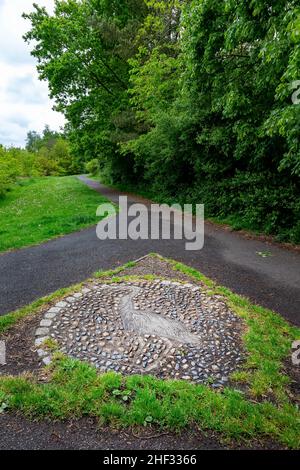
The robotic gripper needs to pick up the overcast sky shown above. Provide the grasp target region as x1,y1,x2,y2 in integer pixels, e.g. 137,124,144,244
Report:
0,0,65,148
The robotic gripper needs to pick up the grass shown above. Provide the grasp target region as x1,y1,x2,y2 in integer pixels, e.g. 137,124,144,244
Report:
1,356,300,447
0,176,110,252
0,254,300,448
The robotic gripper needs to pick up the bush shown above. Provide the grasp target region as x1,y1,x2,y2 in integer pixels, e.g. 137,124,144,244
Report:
0,146,23,198
85,159,99,176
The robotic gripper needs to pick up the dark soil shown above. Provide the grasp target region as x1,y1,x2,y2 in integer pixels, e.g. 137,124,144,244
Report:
107,254,204,283
284,358,300,406
0,414,284,450
0,310,44,376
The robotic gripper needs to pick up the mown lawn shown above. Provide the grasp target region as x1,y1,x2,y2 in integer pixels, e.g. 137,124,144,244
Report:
0,176,108,252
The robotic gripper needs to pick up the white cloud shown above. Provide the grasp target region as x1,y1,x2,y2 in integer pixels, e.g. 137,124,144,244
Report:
0,1,65,147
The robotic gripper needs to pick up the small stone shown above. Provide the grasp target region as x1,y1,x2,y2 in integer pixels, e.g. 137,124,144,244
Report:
37,349,47,358
35,327,49,336
48,307,61,314
45,312,57,319
40,319,52,327
42,356,51,365
35,337,49,346
82,288,91,294
56,301,67,308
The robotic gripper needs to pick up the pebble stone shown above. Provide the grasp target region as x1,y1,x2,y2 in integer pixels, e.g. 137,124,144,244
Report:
34,337,49,347
40,319,52,327
35,327,49,337
42,356,51,365
45,312,57,319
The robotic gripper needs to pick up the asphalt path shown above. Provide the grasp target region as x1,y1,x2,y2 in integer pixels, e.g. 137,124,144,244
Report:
0,175,299,326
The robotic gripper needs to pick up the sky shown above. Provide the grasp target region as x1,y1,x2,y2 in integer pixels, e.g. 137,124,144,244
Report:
0,0,65,148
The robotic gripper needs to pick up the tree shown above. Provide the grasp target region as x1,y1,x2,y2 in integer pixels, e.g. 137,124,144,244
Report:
23,0,300,242
26,130,42,153
23,0,148,179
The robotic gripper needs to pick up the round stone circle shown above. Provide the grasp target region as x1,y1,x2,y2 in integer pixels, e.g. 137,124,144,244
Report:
35,279,245,387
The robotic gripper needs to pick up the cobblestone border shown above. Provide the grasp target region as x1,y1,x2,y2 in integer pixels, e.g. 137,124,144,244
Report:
35,290,91,365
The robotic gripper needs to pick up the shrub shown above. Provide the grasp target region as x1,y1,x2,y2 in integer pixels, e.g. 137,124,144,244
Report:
85,159,99,176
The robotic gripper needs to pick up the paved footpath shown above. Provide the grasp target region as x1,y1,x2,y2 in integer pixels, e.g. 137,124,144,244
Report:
0,175,300,326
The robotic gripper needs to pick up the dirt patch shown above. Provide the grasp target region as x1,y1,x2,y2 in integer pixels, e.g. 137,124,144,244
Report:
0,312,44,376
284,358,300,406
106,255,204,283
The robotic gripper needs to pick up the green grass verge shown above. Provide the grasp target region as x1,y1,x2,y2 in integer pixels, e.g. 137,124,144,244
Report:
1,356,299,448
0,254,299,448
0,176,109,252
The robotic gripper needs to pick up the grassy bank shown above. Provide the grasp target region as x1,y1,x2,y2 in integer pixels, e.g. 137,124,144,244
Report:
0,176,108,252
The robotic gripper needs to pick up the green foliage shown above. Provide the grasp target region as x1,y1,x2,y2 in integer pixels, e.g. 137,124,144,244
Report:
85,158,100,176
26,125,81,176
0,145,38,198
23,0,148,182
0,125,80,200
24,0,300,243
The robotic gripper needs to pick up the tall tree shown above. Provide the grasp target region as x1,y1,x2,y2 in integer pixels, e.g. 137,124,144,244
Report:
23,0,148,179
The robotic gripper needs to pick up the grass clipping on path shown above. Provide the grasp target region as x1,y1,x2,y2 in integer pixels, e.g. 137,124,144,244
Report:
0,255,300,448
0,176,109,252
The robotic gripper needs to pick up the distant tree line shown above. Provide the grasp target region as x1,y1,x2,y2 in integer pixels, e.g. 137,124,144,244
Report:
23,1,300,242
0,125,79,198
25,125,80,176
